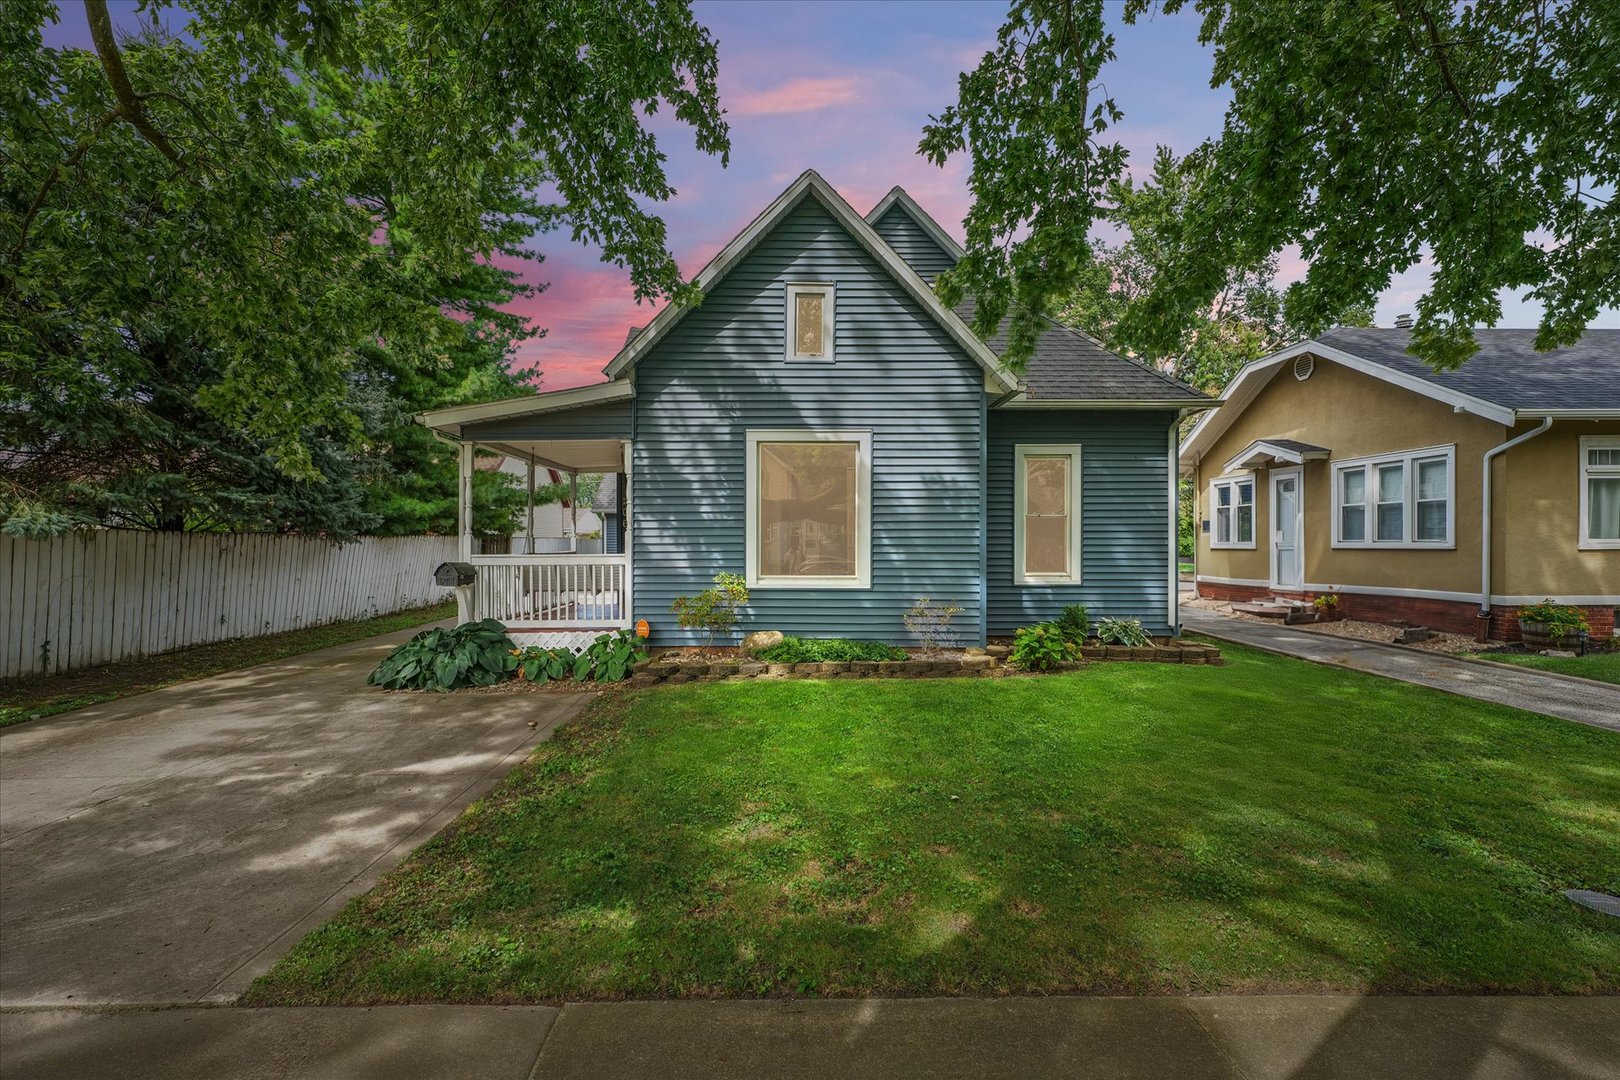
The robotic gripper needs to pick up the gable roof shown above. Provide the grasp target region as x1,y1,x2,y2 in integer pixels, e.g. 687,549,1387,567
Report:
865,186,966,263
602,170,1017,393
1179,327,1620,466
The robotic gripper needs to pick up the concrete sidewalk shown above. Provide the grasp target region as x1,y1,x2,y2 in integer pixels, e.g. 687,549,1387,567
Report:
0,628,593,1007
1182,608,1620,733
3,997,1617,1079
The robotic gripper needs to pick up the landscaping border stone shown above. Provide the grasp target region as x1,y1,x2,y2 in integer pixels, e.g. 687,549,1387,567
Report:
629,643,1222,686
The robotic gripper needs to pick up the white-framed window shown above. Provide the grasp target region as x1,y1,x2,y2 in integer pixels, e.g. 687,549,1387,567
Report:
1580,435,1620,550
744,429,871,589
784,282,835,363
1209,475,1255,549
1332,444,1455,548
1013,444,1082,584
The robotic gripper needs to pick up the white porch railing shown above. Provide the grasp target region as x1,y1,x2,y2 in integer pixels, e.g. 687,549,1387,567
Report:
468,554,630,628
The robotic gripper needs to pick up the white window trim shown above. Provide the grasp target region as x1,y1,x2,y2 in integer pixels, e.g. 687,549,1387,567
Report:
1208,474,1256,550
744,428,871,589
1579,435,1620,550
1013,443,1083,585
1331,444,1456,549
784,282,835,363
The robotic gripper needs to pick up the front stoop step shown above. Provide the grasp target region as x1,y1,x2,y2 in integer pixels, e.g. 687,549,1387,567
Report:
1231,602,1295,619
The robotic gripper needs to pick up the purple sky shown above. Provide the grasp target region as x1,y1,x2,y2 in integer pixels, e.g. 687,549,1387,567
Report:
44,1,1619,392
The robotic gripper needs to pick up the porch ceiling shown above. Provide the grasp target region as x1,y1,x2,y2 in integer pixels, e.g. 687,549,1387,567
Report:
475,438,627,473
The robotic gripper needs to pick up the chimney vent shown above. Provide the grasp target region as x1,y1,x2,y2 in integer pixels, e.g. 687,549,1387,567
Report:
1394,313,1414,329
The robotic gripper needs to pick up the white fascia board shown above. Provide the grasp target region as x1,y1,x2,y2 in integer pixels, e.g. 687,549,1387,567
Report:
417,380,633,436
602,171,1017,393
864,186,967,261
1179,339,1517,466
1223,439,1331,473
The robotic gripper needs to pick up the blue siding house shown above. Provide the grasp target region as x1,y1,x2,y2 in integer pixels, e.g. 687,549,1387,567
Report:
420,173,1212,647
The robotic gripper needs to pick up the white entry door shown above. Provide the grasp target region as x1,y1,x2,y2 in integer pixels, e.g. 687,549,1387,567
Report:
1271,469,1303,590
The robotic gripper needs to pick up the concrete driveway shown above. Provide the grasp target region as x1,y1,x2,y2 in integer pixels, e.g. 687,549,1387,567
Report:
0,626,592,1006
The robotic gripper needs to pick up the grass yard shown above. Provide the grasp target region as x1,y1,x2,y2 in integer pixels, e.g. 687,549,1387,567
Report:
247,642,1620,1004
1471,650,1620,686
0,600,456,728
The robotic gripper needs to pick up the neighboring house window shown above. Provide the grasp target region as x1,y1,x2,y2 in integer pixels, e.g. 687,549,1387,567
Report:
1209,476,1255,549
744,429,871,588
1332,445,1455,548
1013,444,1082,583
1581,436,1620,549
784,282,835,362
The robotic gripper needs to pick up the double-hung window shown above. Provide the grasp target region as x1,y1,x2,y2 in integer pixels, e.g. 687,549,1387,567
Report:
1332,445,1455,548
745,429,871,588
1580,436,1620,549
1014,444,1082,583
1209,476,1255,549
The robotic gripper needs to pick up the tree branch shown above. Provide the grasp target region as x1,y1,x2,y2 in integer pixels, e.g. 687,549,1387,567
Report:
85,0,186,166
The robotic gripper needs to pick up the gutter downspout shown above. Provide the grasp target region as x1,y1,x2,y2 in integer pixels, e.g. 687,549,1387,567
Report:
1478,416,1552,640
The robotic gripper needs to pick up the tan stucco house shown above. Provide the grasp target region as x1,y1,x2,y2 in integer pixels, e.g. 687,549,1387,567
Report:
1179,327,1619,641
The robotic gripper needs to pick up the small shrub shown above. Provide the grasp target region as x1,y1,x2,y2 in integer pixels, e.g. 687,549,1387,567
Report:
754,636,906,663
574,629,650,681
1312,594,1339,610
1010,623,1079,671
1056,604,1090,643
670,573,749,647
904,597,964,649
515,645,575,684
369,619,517,691
1095,617,1153,647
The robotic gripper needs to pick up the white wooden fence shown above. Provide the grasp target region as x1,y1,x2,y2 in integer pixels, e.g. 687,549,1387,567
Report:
1,531,458,679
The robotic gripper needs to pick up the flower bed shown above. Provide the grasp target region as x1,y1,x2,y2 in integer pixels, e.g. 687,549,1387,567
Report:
626,643,1223,686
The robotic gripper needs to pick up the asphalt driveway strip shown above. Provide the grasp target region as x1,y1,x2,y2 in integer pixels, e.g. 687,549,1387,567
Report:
0,626,592,1006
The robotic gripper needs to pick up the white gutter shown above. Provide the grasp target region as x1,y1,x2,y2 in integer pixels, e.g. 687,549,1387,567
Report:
1479,416,1553,624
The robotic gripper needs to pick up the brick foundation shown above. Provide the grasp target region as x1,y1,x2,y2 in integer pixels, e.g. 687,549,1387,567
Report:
1194,581,1615,643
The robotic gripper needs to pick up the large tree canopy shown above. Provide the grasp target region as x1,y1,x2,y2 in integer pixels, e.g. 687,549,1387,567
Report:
1060,146,1372,395
925,0,1618,372
2,0,728,537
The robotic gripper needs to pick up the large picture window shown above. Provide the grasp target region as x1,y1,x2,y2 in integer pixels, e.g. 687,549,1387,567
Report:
1014,444,1082,583
745,429,871,588
1332,445,1455,548
1581,436,1620,549
1209,476,1255,549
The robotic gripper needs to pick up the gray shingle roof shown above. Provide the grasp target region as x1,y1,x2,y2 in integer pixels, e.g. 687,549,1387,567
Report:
952,298,1209,403
1251,438,1330,455
1318,327,1620,411
590,472,618,513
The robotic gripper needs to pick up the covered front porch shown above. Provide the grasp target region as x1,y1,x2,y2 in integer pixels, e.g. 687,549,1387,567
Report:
419,382,636,645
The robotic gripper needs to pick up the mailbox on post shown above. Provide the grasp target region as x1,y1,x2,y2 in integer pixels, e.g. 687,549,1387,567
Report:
433,561,477,588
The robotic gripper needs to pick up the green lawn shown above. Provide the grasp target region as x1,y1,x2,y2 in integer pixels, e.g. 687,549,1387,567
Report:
247,643,1620,1004
1471,650,1620,686
0,600,455,728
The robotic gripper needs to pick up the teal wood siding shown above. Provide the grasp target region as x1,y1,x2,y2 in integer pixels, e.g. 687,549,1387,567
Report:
457,399,632,442
633,198,986,645
870,206,957,280
987,409,1175,637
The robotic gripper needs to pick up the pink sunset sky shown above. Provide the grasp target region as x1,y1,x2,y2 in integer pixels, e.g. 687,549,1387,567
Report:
47,1,1619,392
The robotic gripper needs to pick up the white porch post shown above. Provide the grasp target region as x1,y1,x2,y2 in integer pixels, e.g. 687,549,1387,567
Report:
456,440,474,623
524,459,536,556
569,471,579,553
621,439,633,626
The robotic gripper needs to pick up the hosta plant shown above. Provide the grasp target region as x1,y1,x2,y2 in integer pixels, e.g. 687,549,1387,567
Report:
369,619,518,691
516,645,576,684
1095,617,1153,648
574,629,650,682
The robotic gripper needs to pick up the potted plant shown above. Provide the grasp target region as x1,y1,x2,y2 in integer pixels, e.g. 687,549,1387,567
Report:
1517,599,1590,649
1311,594,1341,622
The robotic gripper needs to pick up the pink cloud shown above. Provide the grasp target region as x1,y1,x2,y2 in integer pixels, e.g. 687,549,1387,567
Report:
729,76,864,116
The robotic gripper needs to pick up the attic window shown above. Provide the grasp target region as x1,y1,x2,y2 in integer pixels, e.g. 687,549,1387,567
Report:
785,283,835,362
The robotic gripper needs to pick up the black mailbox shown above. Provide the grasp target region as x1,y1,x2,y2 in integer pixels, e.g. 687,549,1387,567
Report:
434,561,477,587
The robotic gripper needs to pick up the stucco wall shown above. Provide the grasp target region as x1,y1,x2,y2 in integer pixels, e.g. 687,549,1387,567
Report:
1191,356,1507,595
1497,418,1620,598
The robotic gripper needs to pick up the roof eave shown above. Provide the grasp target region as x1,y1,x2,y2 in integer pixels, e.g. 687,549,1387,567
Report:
416,380,633,437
